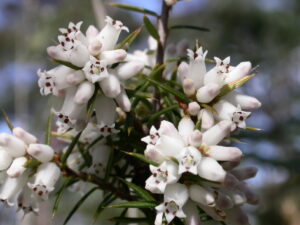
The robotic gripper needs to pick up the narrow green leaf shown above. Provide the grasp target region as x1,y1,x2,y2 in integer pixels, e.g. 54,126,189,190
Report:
51,132,73,140
200,104,218,115
143,16,160,41
109,3,158,17
170,25,210,32
61,131,82,165
122,151,159,167
52,59,82,70
143,104,178,123
105,148,115,182
142,75,190,103
217,73,256,98
116,27,142,50
86,84,100,119
23,158,40,169
110,217,148,223
92,193,116,224
52,178,77,218
45,111,53,145
119,178,155,201
63,187,98,225
245,126,262,131
77,143,92,167
108,201,156,209
1,110,13,131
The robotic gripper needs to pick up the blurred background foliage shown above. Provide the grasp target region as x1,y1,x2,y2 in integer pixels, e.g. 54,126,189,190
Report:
0,0,300,225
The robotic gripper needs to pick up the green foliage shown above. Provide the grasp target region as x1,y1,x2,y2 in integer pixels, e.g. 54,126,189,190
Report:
143,16,160,41
109,3,158,17
108,201,156,209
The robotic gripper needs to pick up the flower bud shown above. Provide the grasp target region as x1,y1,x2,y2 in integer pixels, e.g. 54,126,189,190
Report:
189,184,215,207
183,78,196,96
178,62,189,82
198,109,214,130
115,88,131,112
225,92,261,110
6,157,27,178
207,146,242,161
225,61,251,83
189,130,202,147
13,127,38,145
74,81,95,104
178,116,195,144
165,0,177,6
196,83,220,103
144,145,165,164
188,102,200,116
0,148,13,171
27,144,54,163
231,167,258,180
100,74,121,98
237,183,259,205
216,191,234,209
0,133,26,158
202,120,232,145
197,157,226,182
47,46,68,62
88,39,102,56
100,49,127,65
116,61,144,80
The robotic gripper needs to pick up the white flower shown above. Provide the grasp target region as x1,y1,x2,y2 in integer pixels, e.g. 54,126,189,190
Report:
145,161,180,194
197,157,227,182
231,105,251,130
224,91,261,111
6,157,27,178
0,133,26,158
83,56,109,83
155,183,188,225
205,146,242,162
27,144,55,163
0,148,13,171
17,186,40,215
177,146,202,175
196,83,221,103
202,120,232,146
0,171,29,206
28,162,61,200
198,108,214,131
88,144,111,178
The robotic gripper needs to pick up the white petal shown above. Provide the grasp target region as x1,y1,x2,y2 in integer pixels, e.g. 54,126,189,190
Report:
0,148,13,171
100,49,127,65
198,109,214,131
115,88,131,112
207,146,242,161
225,61,251,83
0,133,26,157
196,83,220,103
178,116,195,144
100,74,121,98
189,184,215,207
116,61,144,80
224,91,261,110
6,157,27,178
197,157,226,182
202,120,232,145
94,96,117,125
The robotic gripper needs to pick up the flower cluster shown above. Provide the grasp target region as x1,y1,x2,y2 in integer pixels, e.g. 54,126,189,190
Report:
38,17,144,131
0,127,60,216
179,47,261,131
141,48,261,224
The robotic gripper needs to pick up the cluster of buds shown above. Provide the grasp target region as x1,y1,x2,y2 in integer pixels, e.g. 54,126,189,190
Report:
0,127,60,216
142,117,259,225
179,47,261,131
37,17,144,131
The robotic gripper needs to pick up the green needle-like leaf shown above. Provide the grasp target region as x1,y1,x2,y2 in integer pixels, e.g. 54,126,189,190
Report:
116,27,142,50
143,104,178,123
92,193,116,224
119,178,155,201
170,25,210,32
122,151,159,167
143,16,160,41
63,187,99,225
109,3,158,17
1,109,14,131
108,201,156,209
45,111,53,145
61,131,82,166
51,59,82,70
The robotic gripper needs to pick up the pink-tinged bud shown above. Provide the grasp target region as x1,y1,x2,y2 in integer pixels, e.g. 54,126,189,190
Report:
13,127,37,145
198,109,214,130
188,102,201,116
189,185,216,207
100,75,121,98
116,61,144,80
183,78,196,96
178,116,195,145
74,81,95,105
197,157,227,182
196,83,220,103
27,144,54,163
47,46,67,62
100,49,127,65
231,167,258,180
144,145,165,164
225,92,261,110
0,133,26,158
0,149,13,171
207,146,242,161
222,173,240,188
202,120,232,145
237,183,259,205
178,62,189,82
225,61,252,83
115,88,131,112
189,130,203,147
6,157,27,178
88,39,102,56
222,160,240,170
66,70,85,85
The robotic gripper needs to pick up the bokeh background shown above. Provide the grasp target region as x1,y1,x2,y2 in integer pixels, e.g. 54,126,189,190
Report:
1,0,300,224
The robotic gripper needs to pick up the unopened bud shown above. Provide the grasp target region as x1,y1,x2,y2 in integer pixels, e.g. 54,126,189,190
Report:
183,78,195,96
188,102,200,116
